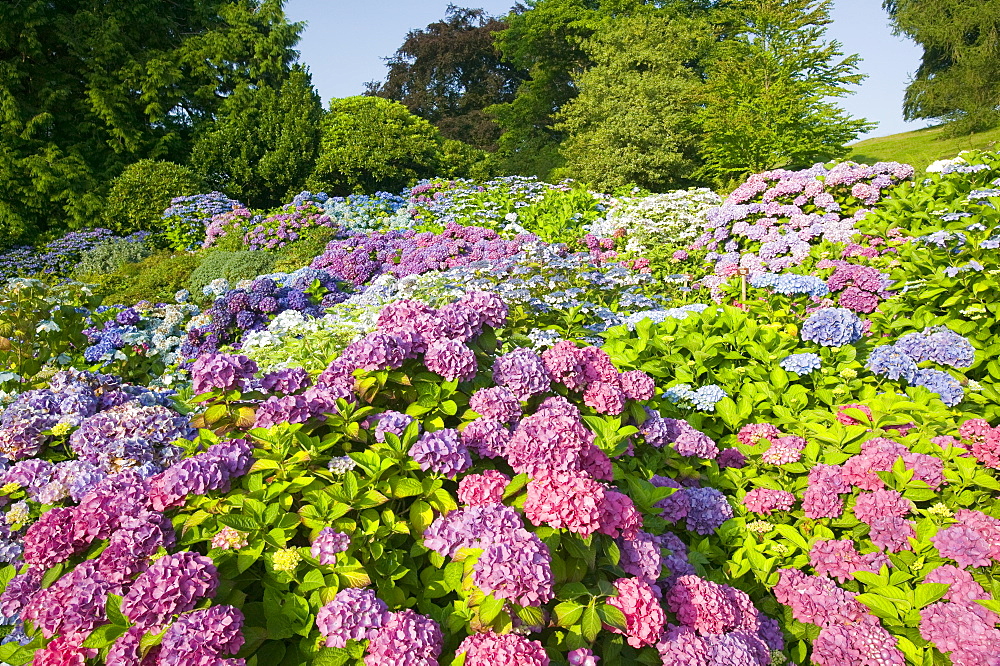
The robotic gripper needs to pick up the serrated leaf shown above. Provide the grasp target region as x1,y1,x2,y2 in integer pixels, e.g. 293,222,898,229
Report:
106,593,126,626
598,604,628,631
581,604,601,642
554,600,585,627
82,623,126,648
479,594,505,624
217,514,258,531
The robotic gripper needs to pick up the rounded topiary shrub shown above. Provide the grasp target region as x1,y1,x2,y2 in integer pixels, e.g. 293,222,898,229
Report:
103,160,204,234
73,234,158,279
187,250,277,301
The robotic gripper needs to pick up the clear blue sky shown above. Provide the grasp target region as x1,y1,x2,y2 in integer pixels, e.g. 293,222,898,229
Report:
284,0,928,140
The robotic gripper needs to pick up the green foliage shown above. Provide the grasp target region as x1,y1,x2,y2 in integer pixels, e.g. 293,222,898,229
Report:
271,226,339,274
696,0,875,181
187,251,276,301
556,12,712,191
883,0,1000,134
73,236,158,279
0,280,99,393
366,6,526,151
0,0,304,249
190,66,324,208
102,160,204,235
307,97,445,196
91,251,201,306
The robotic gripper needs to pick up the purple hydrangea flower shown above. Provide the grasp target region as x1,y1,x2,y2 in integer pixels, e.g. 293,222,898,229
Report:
311,527,351,565
409,429,471,478
316,588,389,648
121,551,219,628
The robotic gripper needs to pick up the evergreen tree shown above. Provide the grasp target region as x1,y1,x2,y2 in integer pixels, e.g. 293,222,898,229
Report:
366,6,526,151
883,0,1000,133
697,0,874,182
557,10,712,191
191,66,323,208
0,0,302,247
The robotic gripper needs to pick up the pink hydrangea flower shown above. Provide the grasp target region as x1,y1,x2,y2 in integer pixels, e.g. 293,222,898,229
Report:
761,435,805,465
583,380,627,415
524,470,604,537
456,631,549,666
810,539,888,582
619,370,655,401
457,470,510,506
737,423,780,447
742,488,795,515
607,577,665,648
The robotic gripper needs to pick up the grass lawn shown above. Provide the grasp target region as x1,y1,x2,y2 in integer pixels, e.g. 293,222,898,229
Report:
847,123,1000,169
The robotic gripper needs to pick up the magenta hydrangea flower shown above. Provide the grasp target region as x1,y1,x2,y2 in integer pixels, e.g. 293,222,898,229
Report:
956,509,1000,560
524,470,604,537
456,631,549,666
868,515,916,552
772,568,865,627
473,530,555,607
190,353,258,394
457,470,510,506
656,624,709,666
468,386,521,423
542,341,590,391
424,338,477,382
803,464,851,519
121,551,219,628
810,539,888,582
409,429,471,478
933,525,993,567
923,565,990,607
598,489,642,540
423,505,525,558
492,348,551,400
921,600,1000,663
22,560,110,638
148,439,254,511
666,575,740,636
460,418,510,458
567,648,599,666
107,626,152,666
260,367,311,395
32,636,98,666
737,423,780,447
254,394,312,428
311,527,351,564
742,488,795,515
619,370,655,401
458,290,508,328
22,506,81,569
583,380,627,415
364,609,442,666
812,616,905,666
159,605,245,663
853,489,912,525
717,448,747,469
316,588,389,648
607,577,665,648
671,420,720,460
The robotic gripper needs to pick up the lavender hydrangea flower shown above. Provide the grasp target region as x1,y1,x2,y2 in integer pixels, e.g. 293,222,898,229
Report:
121,551,219,628
409,429,471,478
365,609,442,666
316,588,389,648
159,605,244,663
311,527,350,564
374,410,415,443
493,348,551,400
866,345,920,382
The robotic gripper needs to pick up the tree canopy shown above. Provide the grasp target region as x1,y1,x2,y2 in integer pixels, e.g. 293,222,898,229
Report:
366,6,526,151
556,10,712,190
0,0,302,246
883,0,1000,133
696,0,874,181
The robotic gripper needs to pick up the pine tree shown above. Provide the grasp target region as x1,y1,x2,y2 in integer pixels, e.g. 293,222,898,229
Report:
191,66,324,208
883,0,1000,133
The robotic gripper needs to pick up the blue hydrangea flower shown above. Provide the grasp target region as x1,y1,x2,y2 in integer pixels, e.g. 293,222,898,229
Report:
801,308,863,347
691,385,727,411
750,272,830,298
866,345,920,382
912,369,964,407
779,353,822,374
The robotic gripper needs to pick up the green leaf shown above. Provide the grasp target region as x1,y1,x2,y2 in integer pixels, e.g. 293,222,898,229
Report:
390,477,424,498
479,594,505,624
598,604,628,632
554,600,585,627
581,604,601,642
82,623,127,648
856,592,900,620
217,514,258,531
106,593,126,626
914,582,950,608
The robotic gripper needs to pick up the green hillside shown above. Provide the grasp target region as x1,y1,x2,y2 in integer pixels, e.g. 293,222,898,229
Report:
847,123,1000,169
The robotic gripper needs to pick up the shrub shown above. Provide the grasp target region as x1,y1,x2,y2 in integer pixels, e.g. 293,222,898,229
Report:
91,251,201,306
186,250,277,301
73,233,157,278
271,225,341,274
102,160,204,234
161,192,245,251
308,96,444,196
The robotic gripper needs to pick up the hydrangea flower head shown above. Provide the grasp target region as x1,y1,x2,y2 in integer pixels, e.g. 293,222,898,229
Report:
801,308,863,347
456,631,550,666
316,587,389,648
